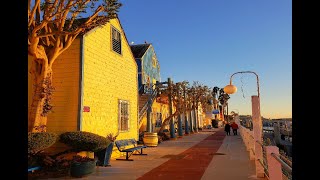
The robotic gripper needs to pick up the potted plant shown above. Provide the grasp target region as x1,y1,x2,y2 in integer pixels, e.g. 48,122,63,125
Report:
70,155,96,178
59,131,109,177
96,133,118,166
28,132,58,172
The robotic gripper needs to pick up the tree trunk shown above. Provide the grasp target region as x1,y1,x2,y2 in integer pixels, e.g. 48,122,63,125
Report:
221,106,225,121
158,111,180,133
28,47,53,132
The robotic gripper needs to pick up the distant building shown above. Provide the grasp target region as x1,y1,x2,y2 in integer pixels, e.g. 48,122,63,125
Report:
130,43,170,133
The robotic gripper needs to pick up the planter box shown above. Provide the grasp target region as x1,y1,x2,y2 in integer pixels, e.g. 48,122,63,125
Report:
70,160,96,178
96,142,114,166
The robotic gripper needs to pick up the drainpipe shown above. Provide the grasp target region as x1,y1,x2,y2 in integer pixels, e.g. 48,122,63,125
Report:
78,36,85,131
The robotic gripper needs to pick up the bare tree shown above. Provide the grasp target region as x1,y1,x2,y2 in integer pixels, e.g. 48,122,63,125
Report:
157,81,187,133
157,81,213,134
28,0,122,132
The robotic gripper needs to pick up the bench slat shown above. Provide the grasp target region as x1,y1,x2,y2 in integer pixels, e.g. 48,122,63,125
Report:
120,146,146,152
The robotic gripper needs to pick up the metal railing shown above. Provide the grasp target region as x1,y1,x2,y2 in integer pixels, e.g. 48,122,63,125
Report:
256,140,270,178
258,158,270,179
239,123,292,180
277,153,292,180
138,87,158,124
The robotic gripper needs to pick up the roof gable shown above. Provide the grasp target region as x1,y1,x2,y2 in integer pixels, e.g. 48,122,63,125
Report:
130,44,151,58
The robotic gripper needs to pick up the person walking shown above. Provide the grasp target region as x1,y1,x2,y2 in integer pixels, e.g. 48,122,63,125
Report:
224,122,231,136
231,121,239,135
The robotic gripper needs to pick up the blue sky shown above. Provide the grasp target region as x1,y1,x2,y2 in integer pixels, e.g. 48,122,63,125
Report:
117,0,292,119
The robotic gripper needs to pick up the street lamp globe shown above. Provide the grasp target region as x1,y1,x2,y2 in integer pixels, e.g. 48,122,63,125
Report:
224,84,237,94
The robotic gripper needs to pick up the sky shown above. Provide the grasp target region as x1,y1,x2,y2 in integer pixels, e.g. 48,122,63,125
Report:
117,0,292,119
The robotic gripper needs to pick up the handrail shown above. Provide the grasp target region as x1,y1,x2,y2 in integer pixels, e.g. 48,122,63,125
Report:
271,153,292,173
138,88,158,123
138,85,144,94
257,159,269,179
279,154,292,167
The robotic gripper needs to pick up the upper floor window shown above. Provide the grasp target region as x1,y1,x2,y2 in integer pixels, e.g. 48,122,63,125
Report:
112,27,122,55
119,100,129,131
152,54,157,67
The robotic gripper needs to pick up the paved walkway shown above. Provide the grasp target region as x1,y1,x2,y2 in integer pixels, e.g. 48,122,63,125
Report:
49,128,266,180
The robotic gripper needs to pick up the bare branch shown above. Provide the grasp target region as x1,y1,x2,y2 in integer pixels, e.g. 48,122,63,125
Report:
59,0,74,31
28,0,41,27
67,0,91,30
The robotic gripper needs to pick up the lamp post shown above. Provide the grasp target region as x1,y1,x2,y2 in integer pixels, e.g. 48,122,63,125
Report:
224,71,264,178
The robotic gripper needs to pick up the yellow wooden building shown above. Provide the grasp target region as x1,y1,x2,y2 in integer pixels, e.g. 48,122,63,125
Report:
28,17,139,157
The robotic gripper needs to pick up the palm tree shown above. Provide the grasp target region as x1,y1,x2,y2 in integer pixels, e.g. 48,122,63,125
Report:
212,86,220,119
218,88,230,122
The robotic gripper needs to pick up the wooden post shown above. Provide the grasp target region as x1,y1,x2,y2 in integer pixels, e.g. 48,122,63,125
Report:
177,83,183,137
168,78,176,139
183,87,189,135
193,108,198,133
189,108,194,133
177,113,183,137
146,84,153,133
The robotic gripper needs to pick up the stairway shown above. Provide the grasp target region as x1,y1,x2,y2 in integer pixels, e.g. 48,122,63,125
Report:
138,91,158,128
139,94,149,113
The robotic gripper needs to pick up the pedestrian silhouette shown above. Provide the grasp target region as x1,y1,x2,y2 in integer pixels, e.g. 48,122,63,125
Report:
224,122,231,136
231,122,239,135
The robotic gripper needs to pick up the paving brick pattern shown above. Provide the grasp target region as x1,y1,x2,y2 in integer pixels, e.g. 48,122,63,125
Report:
137,129,226,180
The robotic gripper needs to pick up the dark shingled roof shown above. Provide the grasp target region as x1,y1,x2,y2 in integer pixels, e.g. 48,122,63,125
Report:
130,44,151,58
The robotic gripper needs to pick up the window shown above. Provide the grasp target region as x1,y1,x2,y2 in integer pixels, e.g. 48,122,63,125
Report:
119,100,129,131
112,27,122,54
152,54,157,67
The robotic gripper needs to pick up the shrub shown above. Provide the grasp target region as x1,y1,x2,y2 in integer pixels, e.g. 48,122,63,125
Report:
59,131,109,152
28,132,58,154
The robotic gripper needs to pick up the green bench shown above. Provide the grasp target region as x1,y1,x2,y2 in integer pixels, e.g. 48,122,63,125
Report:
115,139,147,161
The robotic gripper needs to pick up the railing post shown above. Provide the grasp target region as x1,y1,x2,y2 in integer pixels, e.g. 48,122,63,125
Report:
252,95,264,178
265,146,283,180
